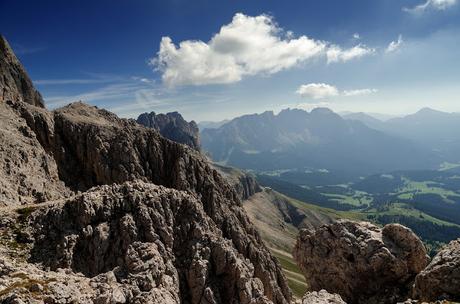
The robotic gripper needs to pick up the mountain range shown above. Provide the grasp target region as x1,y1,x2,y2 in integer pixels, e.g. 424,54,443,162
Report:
343,108,460,162
201,108,440,176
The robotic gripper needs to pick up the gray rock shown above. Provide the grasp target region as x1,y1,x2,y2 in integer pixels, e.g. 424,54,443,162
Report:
0,35,44,107
412,238,460,302
137,111,200,150
293,220,429,304
30,181,273,304
302,290,346,304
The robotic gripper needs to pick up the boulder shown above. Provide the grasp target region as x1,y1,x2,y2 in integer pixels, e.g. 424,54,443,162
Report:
302,290,346,304
413,238,460,302
293,220,429,304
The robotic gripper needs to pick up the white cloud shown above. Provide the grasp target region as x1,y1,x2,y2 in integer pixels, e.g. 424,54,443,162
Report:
386,35,404,53
353,33,361,40
343,88,378,96
326,44,375,64
403,0,457,13
296,83,339,99
152,13,375,86
297,83,378,100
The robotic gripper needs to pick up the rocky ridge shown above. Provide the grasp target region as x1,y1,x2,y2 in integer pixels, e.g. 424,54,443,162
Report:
137,111,200,150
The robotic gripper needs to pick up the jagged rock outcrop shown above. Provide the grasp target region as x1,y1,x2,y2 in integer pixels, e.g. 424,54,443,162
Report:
293,220,429,304
0,35,44,107
1,181,267,303
301,290,346,304
412,238,460,302
137,111,200,150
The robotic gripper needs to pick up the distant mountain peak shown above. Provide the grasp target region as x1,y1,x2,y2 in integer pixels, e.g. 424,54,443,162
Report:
310,107,335,115
416,107,444,115
137,111,200,150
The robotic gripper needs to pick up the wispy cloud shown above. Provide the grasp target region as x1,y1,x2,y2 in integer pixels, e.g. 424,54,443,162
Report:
386,35,404,53
403,0,457,13
11,44,47,55
44,82,149,108
343,88,378,96
34,78,115,85
296,83,378,101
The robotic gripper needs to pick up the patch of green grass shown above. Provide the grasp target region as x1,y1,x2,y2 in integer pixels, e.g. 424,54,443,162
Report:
270,249,308,299
395,178,460,203
287,196,366,222
439,162,460,171
322,191,372,207
364,202,460,227
16,206,37,222
286,276,308,299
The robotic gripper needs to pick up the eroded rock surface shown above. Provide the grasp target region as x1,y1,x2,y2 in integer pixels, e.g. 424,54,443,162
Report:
293,220,429,304
0,35,44,107
301,290,346,304
0,181,267,304
137,111,200,150
0,101,72,206
413,238,460,302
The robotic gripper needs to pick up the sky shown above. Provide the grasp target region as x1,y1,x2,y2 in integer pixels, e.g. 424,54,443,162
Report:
1,0,460,122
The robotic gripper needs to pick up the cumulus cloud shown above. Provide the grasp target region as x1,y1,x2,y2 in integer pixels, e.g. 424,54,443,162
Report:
403,0,457,13
297,83,378,100
296,83,339,99
386,35,404,53
152,13,375,86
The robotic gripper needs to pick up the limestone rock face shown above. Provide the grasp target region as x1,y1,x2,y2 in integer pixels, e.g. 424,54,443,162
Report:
0,101,72,206
137,111,200,150
293,220,429,304
413,239,460,302
213,164,262,201
0,35,44,107
19,181,271,304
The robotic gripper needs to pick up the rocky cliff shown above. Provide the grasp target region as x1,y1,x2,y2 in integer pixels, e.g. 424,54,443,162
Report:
212,164,261,201
137,111,200,150
0,35,44,107
0,36,290,304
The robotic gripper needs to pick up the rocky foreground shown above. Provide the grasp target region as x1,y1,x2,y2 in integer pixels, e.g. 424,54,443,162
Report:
0,35,289,304
1,34,460,304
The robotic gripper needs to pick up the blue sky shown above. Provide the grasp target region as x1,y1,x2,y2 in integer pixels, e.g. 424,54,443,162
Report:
1,0,459,122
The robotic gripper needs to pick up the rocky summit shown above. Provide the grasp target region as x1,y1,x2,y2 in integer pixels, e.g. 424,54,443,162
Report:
137,111,200,150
